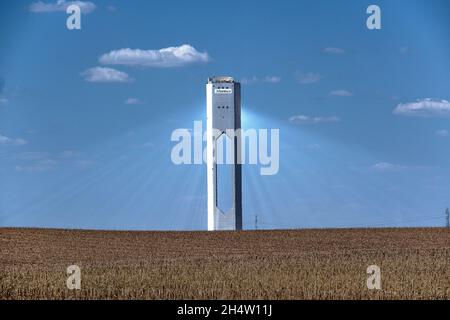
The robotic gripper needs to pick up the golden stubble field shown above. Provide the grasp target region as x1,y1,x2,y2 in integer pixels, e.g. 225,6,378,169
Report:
0,227,449,300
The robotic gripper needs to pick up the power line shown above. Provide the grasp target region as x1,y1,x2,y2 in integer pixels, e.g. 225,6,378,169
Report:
246,214,446,230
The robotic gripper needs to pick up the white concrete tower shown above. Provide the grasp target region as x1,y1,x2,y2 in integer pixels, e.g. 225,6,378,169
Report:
206,76,242,231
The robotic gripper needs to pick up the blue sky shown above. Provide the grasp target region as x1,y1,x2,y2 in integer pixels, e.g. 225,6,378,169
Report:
0,0,449,230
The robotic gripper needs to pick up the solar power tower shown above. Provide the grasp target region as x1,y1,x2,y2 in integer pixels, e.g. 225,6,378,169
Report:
206,76,243,231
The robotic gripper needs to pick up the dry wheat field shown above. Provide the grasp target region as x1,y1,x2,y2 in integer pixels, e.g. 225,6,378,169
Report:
0,227,449,300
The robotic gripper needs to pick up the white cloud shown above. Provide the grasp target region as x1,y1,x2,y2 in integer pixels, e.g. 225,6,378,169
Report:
74,159,94,168
393,98,450,117
289,115,340,125
4,149,91,172
295,72,322,84
29,1,96,13
142,141,154,148
241,75,281,85
58,150,80,158
125,98,141,105
15,159,57,172
323,47,346,54
240,76,259,85
262,76,281,83
81,67,131,83
435,129,449,137
372,162,403,172
371,162,430,173
99,44,210,68
0,134,27,146
9,152,49,160
330,90,353,97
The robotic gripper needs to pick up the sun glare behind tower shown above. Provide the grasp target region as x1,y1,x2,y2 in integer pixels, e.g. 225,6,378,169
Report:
206,76,242,231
